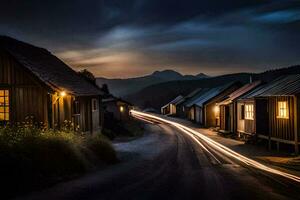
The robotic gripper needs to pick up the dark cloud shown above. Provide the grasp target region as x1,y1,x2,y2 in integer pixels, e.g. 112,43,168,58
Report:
0,0,299,77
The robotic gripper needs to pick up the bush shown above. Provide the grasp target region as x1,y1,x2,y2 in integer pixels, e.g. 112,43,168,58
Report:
0,125,117,198
84,135,117,164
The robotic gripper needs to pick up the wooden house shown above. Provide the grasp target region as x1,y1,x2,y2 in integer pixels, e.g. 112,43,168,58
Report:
237,75,300,153
217,81,261,134
102,96,132,121
161,95,183,115
0,36,104,133
186,82,240,127
175,88,204,118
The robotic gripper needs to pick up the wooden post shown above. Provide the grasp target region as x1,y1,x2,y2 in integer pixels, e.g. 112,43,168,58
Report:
294,96,298,155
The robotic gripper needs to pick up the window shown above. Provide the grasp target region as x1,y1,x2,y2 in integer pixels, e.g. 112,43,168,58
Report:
0,90,9,121
240,105,245,120
92,99,98,111
73,100,80,114
245,104,254,120
277,101,288,119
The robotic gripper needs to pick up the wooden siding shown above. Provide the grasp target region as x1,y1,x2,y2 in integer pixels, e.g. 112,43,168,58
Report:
0,50,101,133
220,105,226,130
268,96,296,141
255,98,269,136
0,50,49,125
237,102,245,133
237,100,255,134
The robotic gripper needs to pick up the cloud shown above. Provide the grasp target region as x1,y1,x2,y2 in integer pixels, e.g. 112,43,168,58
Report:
0,0,300,77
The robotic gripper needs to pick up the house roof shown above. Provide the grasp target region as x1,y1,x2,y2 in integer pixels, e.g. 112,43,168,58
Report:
186,82,237,107
161,95,184,109
0,36,103,96
183,88,210,107
217,81,261,105
241,74,300,98
102,96,133,106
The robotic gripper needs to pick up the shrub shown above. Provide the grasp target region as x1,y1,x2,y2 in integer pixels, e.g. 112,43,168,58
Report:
84,135,117,164
0,125,117,198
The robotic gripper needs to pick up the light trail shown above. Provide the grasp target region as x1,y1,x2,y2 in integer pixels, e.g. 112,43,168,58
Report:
131,110,300,183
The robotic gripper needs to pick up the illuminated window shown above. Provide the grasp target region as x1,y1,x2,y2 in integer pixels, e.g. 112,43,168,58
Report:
245,104,254,120
277,101,288,119
0,90,9,121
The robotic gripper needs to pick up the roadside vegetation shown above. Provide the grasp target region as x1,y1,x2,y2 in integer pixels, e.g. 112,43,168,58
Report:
0,121,117,199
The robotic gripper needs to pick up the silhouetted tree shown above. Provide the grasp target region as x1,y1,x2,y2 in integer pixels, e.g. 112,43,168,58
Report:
101,84,110,94
78,69,96,85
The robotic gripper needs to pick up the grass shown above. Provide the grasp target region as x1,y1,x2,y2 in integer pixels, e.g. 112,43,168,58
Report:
0,124,117,199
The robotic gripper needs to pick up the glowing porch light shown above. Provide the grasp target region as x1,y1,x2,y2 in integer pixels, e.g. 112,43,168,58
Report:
60,91,66,97
120,106,124,112
214,105,220,114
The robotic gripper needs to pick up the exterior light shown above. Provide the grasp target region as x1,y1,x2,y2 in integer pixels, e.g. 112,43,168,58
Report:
214,105,220,113
60,91,66,97
120,106,124,112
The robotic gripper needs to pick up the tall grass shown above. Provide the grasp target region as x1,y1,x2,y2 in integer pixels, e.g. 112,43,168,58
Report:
0,124,117,198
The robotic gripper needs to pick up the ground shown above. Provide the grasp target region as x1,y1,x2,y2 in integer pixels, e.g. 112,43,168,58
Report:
17,116,300,200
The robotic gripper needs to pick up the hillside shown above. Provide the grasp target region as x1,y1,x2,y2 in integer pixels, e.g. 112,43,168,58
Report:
96,70,208,97
125,73,252,110
124,65,300,110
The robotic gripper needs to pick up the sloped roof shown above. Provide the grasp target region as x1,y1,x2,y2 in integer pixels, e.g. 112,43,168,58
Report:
161,95,184,109
0,36,103,96
187,82,237,107
218,81,261,105
183,88,210,107
242,75,300,98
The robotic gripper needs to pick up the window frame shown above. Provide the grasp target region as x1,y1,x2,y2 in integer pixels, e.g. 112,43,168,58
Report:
240,105,245,120
0,88,10,122
73,100,80,115
92,98,98,112
277,101,289,119
244,104,254,120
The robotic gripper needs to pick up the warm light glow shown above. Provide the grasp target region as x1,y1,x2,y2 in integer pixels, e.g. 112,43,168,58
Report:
130,110,300,183
245,104,254,120
120,106,124,112
60,91,66,97
0,90,9,121
277,101,288,119
214,105,220,113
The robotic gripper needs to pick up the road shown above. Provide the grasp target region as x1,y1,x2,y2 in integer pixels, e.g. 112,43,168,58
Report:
19,112,300,200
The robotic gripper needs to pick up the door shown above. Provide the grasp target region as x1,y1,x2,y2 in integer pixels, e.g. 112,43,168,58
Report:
225,106,230,131
256,99,269,135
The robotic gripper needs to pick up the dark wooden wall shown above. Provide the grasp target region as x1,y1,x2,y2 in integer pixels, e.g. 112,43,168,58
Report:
268,96,296,141
0,50,49,125
0,50,101,134
220,105,226,130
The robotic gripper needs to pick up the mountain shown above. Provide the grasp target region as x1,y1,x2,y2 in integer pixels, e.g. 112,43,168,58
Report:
96,70,208,97
124,65,300,110
124,73,252,110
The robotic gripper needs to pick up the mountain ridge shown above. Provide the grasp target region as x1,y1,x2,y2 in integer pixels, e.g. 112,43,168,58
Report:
96,69,208,97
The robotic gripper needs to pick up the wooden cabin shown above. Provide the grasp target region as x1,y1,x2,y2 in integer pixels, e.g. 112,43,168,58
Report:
102,96,132,121
218,81,261,134
237,75,300,153
0,36,104,134
161,95,183,115
176,88,204,118
186,82,240,127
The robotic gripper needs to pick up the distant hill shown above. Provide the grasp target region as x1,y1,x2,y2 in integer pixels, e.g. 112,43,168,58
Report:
96,70,208,97
124,65,300,110
125,73,252,110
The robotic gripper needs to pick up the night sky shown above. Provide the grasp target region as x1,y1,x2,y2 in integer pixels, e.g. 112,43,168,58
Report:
1,0,300,78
